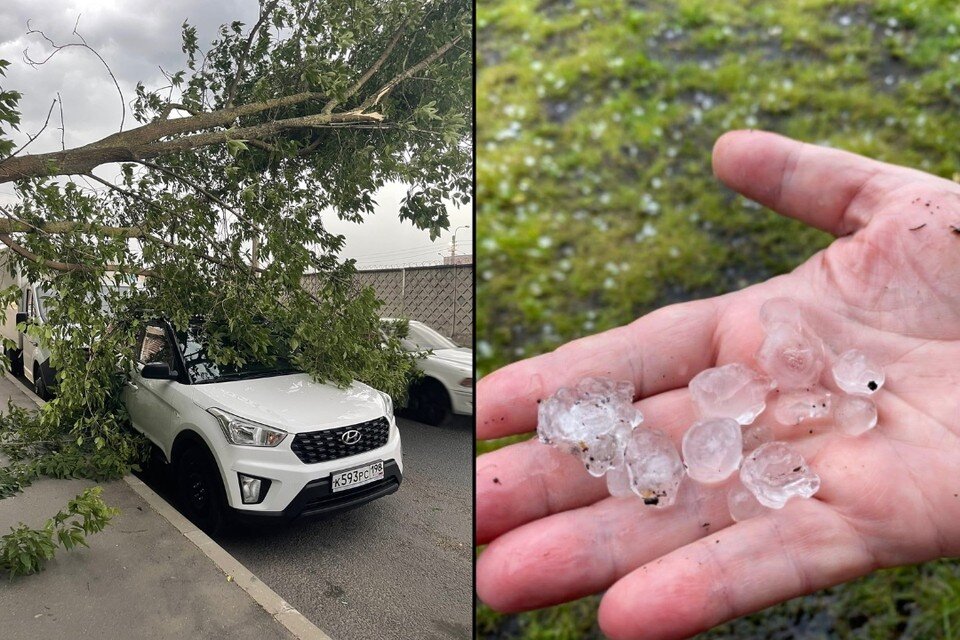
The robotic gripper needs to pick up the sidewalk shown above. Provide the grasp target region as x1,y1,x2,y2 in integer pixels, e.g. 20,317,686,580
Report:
0,375,297,640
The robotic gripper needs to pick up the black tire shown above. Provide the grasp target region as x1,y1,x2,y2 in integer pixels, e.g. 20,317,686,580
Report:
413,379,452,426
6,348,23,377
33,363,51,401
175,444,227,535
141,443,171,489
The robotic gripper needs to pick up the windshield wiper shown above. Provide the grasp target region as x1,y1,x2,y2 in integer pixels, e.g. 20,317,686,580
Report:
207,368,297,383
240,369,298,380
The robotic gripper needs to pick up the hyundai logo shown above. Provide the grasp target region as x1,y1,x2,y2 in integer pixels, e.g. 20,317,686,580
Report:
341,429,362,445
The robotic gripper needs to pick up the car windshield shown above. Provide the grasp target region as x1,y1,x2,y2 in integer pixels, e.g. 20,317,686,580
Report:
176,323,297,384
403,322,459,351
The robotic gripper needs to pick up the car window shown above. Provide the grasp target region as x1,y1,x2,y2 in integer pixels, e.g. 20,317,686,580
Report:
138,323,173,367
406,323,458,350
177,322,295,384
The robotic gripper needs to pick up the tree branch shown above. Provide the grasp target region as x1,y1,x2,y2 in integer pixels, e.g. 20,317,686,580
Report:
0,98,382,183
134,159,263,234
0,98,57,165
24,19,126,132
0,232,80,271
358,34,463,111
159,103,201,119
225,0,280,108
0,219,143,237
84,171,266,275
321,20,408,115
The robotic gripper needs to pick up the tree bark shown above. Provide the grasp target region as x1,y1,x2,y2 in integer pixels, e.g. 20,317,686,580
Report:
0,107,384,183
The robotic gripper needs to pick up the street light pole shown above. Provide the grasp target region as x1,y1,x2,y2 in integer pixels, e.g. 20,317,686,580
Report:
450,224,469,341
451,225,470,261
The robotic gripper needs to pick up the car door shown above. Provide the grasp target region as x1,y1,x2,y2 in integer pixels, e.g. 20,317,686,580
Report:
21,287,38,382
124,321,180,452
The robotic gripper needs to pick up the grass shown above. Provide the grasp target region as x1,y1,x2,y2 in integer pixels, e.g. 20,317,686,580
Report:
476,0,960,637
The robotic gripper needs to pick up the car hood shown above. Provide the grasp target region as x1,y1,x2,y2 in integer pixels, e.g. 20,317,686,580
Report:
427,348,473,368
188,373,388,433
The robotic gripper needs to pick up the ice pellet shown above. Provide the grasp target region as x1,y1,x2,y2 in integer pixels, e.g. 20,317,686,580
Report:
727,478,768,522
742,423,773,452
832,349,884,396
757,323,825,389
834,394,878,436
623,427,684,507
740,442,820,509
537,377,643,477
681,417,743,483
759,297,804,331
773,387,832,425
689,363,774,425
605,465,634,498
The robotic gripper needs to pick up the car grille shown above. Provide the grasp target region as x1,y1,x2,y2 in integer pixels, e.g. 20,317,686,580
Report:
290,416,391,464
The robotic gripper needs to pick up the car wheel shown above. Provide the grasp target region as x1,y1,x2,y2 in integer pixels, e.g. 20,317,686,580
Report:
141,443,171,489
414,379,451,426
33,363,51,401
175,444,227,535
6,348,23,377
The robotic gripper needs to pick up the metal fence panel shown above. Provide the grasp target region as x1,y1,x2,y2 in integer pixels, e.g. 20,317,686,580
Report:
303,264,473,345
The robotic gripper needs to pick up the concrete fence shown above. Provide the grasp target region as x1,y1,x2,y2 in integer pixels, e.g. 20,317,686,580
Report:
304,264,473,345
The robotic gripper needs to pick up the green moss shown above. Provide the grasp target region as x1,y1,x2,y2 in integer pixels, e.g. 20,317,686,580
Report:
477,0,960,637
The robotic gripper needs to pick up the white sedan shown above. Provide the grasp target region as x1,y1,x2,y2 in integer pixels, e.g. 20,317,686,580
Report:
383,319,473,425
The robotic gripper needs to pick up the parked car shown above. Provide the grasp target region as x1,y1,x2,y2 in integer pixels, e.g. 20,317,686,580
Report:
0,279,56,399
382,318,473,425
0,263,132,400
124,318,402,533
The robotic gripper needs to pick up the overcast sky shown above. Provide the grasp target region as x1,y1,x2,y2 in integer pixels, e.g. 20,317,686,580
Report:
0,0,472,269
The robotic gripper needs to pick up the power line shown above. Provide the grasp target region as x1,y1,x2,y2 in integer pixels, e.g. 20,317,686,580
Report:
355,250,448,266
346,238,474,261
348,243,443,259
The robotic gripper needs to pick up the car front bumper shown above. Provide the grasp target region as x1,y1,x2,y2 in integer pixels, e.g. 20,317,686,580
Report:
216,417,403,516
232,460,402,523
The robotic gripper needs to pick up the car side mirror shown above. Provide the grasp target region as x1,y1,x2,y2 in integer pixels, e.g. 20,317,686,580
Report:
141,362,179,380
15,312,28,325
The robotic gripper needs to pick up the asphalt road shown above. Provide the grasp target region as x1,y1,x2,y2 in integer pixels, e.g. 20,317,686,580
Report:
211,414,474,640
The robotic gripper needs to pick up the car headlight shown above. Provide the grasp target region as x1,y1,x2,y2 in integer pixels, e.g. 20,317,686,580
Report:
459,377,473,388
207,408,287,447
379,391,394,417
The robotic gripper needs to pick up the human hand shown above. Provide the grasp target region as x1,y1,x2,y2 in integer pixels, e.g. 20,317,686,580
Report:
475,130,960,639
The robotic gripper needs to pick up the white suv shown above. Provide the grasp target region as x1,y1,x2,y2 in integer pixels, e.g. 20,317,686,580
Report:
124,319,402,533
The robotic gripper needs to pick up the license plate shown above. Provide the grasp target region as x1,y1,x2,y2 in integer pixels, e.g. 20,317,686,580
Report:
331,460,384,492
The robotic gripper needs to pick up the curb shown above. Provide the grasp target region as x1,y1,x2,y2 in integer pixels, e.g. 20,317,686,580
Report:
5,372,332,640
124,475,332,640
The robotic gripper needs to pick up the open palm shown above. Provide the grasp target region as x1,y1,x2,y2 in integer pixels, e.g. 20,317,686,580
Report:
475,130,960,640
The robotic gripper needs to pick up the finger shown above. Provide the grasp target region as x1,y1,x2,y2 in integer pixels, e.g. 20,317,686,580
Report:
477,298,721,440
476,474,733,613
477,388,697,545
477,390,740,612
598,500,876,640
711,130,923,236
476,439,608,545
